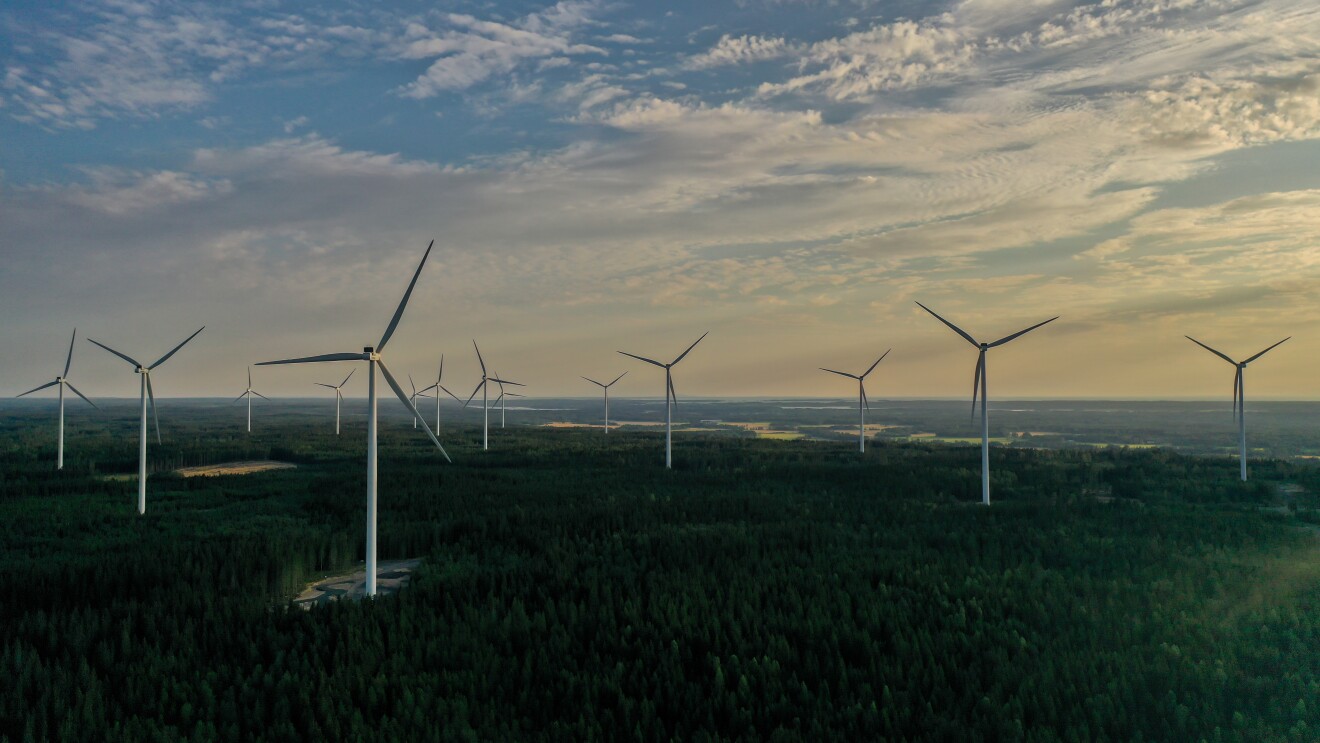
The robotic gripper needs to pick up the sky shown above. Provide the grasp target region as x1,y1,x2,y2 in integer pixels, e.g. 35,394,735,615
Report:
2,0,1319,401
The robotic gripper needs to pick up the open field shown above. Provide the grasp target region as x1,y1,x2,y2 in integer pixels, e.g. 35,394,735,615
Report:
176,460,297,477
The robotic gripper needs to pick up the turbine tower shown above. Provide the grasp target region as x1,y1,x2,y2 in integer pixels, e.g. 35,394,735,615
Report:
1185,335,1289,481
917,302,1056,506
419,354,461,433
257,241,450,597
16,328,98,469
233,366,269,433
820,350,889,452
619,332,708,469
89,327,205,514
314,368,354,435
581,372,627,434
464,342,523,450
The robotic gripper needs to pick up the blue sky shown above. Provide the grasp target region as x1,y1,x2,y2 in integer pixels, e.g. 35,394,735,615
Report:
3,0,1319,399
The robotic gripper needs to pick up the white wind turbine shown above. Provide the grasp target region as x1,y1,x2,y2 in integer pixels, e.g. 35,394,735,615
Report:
233,366,269,433
917,302,1056,506
16,328,98,470
314,368,354,435
464,341,523,450
89,327,205,515
619,332,708,469
419,354,461,433
408,375,426,429
492,370,525,428
257,241,449,597
819,350,889,453
581,372,626,434
1185,335,1289,482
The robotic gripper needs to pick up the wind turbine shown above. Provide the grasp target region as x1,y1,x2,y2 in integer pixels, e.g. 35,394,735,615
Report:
917,302,1056,506
581,372,627,434
464,342,523,450
419,354,461,433
314,368,354,435
408,374,424,429
16,328,98,470
233,366,269,433
496,390,524,427
819,350,889,453
257,241,449,597
89,327,205,515
1185,335,1289,481
492,370,525,428
618,332,708,469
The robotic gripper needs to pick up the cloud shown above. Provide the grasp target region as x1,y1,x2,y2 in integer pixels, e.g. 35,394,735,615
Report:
395,2,606,98
684,34,793,70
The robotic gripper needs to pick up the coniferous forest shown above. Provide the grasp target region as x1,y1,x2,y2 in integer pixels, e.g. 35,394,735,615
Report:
2,405,1319,742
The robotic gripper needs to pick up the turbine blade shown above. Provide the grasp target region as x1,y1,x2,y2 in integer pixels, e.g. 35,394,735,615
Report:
233,390,249,404
472,339,486,376
487,378,524,387
618,351,666,368
146,374,161,445
438,384,462,403
437,354,444,383
668,375,678,408
1244,337,1290,364
608,371,627,386
988,316,1058,348
314,383,337,389
971,350,984,422
1184,336,1237,366
64,328,76,378
915,302,979,347
409,374,416,395
248,366,252,388
861,349,891,379
16,380,59,398
861,381,870,411
257,352,365,366
88,339,142,369
1233,367,1241,421
377,240,434,353
253,391,270,401
378,360,451,462
340,368,356,387
819,367,858,379
464,380,485,408
65,382,97,409
671,331,709,366
149,326,204,369
419,382,439,394
582,376,606,387
494,392,505,404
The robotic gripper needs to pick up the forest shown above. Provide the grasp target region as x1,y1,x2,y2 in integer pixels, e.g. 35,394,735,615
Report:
1,404,1318,742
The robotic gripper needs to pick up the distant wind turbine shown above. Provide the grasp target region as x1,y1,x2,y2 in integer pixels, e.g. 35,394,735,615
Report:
233,366,269,433
619,332,708,469
1185,335,1289,481
492,370,525,428
464,342,524,450
257,241,449,597
820,349,889,453
917,302,1056,506
89,327,205,515
581,372,627,434
314,368,354,435
408,374,424,429
16,328,97,470
418,354,461,433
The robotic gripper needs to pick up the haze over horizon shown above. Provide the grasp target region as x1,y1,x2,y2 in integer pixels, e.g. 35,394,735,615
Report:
3,0,1318,399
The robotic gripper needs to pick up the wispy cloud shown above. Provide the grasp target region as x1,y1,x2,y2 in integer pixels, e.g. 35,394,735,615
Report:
395,1,606,98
